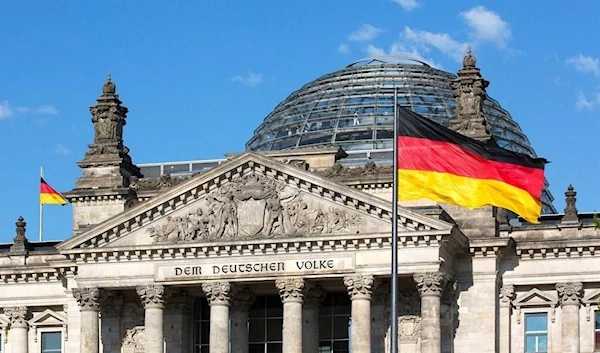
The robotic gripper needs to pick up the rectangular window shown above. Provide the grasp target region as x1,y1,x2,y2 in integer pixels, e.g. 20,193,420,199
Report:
193,299,210,353
0,332,2,353
525,313,547,353
41,331,62,353
595,311,600,351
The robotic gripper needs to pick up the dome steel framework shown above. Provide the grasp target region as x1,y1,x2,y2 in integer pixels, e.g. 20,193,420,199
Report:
246,57,555,213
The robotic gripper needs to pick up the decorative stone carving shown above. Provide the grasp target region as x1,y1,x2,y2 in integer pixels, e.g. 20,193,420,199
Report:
414,272,446,297
130,173,199,191
556,282,583,306
499,285,515,306
73,287,100,311
147,172,362,243
4,306,28,326
449,47,491,141
202,282,231,306
99,291,123,317
562,185,579,222
316,161,393,179
384,290,422,350
10,216,30,252
276,278,306,303
344,275,376,300
230,288,255,312
122,326,145,352
136,285,166,308
304,285,326,308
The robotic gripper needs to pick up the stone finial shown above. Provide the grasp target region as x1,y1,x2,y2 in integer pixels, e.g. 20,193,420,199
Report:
202,282,232,306
414,272,447,297
344,275,376,300
556,282,583,306
449,48,491,141
4,306,29,327
275,278,306,303
137,285,167,308
10,216,29,252
102,74,116,95
562,184,579,222
73,287,100,311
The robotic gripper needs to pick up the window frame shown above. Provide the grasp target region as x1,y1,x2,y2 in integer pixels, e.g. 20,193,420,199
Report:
38,328,63,353
524,312,548,353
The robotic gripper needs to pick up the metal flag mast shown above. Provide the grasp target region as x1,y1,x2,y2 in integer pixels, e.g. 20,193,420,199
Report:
39,166,44,242
390,87,399,353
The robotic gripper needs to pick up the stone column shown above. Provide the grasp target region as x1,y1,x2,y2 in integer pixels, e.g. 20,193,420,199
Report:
230,288,255,353
498,285,514,353
276,278,306,353
202,282,231,353
73,287,100,353
3,307,29,353
303,286,325,353
137,285,167,353
344,275,376,353
414,272,446,353
99,291,124,353
556,282,583,353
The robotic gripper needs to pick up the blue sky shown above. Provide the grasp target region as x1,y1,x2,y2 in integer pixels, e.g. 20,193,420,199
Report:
0,1,598,243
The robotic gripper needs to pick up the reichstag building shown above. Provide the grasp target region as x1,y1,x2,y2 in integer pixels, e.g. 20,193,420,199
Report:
0,50,597,353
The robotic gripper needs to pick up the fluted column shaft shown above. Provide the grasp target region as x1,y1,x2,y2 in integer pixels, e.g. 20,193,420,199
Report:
203,282,231,353
498,285,514,353
344,275,376,353
137,285,167,353
303,286,325,353
557,282,583,353
230,288,254,353
73,288,100,353
414,272,446,353
4,307,29,353
276,278,306,353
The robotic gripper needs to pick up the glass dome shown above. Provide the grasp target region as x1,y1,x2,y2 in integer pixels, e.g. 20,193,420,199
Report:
246,57,555,213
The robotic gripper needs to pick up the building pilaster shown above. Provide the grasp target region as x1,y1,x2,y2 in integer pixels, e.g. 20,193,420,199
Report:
344,275,376,353
498,285,514,353
137,285,167,353
73,287,100,353
276,278,306,353
202,282,231,353
556,282,583,353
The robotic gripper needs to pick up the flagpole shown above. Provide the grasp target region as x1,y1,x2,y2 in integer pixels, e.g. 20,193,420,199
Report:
390,87,399,353
39,166,44,242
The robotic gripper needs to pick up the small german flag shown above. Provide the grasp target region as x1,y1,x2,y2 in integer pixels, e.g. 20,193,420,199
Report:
396,107,546,224
40,178,67,205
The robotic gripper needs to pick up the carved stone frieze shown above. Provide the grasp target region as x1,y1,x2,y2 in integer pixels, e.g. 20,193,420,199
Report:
202,282,232,306
414,272,446,297
147,172,362,243
122,326,145,352
385,290,422,348
344,275,376,300
556,282,583,306
315,161,393,179
276,278,306,303
130,173,199,191
73,287,100,311
137,285,167,308
499,284,515,306
4,306,28,327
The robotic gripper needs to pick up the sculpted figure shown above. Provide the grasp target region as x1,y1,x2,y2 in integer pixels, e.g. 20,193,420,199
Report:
218,193,238,237
265,197,284,235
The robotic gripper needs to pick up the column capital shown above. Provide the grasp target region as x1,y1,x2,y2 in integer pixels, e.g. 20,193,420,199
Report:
344,275,376,300
3,306,28,327
73,287,100,311
202,282,231,306
556,282,583,306
304,285,326,309
414,272,446,297
276,278,305,303
499,284,515,307
230,287,255,312
137,284,167,308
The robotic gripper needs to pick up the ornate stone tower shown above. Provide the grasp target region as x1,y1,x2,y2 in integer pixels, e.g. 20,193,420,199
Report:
65,76,142,235
449,47,491,141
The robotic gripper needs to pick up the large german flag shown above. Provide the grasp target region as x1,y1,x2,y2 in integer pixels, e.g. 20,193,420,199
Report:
40,178,67,205
396,107,546,224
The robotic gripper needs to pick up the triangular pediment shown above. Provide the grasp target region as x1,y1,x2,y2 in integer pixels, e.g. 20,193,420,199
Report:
513,288,557,307
28,309,67,326
58,152,453,251
583,289,600,304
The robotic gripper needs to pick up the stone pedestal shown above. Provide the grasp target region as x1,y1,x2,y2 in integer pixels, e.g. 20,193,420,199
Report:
230,288,254,353
414,273,446,353
137,285,167,353
4,307,29,353
276,278,306,353
303,286,325,353
73,288,100,353
557,282,583,353
344,275,376,353
202,282,231,353
498,285,514,353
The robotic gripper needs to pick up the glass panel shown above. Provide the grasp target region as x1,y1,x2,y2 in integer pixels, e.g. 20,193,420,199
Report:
525,313,547,331
332,316,350,339
595,311,600,329
538,335,548,352
249,343,264,353
41,332,61,353
266,343,282,353
525,335,536,352
249,318,265,342
266,319,282,341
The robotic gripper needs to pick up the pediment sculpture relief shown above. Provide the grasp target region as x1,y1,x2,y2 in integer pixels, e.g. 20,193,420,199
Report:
148,173,361,243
